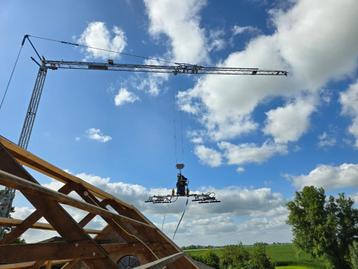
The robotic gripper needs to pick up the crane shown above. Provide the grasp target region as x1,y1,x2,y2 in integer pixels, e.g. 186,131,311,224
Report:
0,35,288,238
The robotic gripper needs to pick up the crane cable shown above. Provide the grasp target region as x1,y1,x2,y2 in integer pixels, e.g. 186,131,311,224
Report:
161,214,166,231
173,87,185,164
27,34,176,65
172,90,188,240
0,37,25,112
161,87,187,237
173,197,189,240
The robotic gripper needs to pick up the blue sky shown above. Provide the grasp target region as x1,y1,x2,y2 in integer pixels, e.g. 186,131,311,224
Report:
0,0,357,246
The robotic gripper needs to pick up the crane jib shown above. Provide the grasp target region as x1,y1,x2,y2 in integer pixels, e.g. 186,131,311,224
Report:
44,60,288,76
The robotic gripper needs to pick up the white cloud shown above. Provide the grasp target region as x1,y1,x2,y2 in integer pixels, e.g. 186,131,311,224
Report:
13,205,105,243
232,25,260,35
114,88,139,107
178,0,358,166
290,163,358,190
188,130,205,144
144,0,208,63
194,144,222,167
131,0,208,97
12,206,35,220
235,213,291,244
208,29,226,52
236,167,245,173
340,80,358,148
219,141,287,166
78,21,127,60
17,171,287,245
86,128,112,143
43,171,286,219
318,132,336,148
166,186,288,245
275,0,358,88
352,193,358,204
263,96,316,143
136,58,170,96
85,174,288,245
178,35,295,142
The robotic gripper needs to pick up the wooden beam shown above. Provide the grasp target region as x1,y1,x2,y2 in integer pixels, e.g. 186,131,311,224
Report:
0,145,118,269
134,252,184,269
0,260,72,269
0,136,132,207
1,183,76,244
72,183,159,260
0,217,101,234
1,183,82,245
0,169,155,229
0,137,199,269
130,206,200,269
0,242,146,264
0,262,37,269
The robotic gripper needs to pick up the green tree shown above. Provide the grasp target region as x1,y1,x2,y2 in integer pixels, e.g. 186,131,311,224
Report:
350,241,358,269
203,251,220,269
287,186,358,269
221,244,250,269
246,243,274,269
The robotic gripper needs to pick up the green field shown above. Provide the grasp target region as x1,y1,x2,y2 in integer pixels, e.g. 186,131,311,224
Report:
276,265,315,269
185,244,328,268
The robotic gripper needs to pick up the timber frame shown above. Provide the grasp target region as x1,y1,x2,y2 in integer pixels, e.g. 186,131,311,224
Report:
0,136,198,269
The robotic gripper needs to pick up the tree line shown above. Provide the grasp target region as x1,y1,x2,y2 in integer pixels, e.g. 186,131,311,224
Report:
193,243,274,269
189,186,357,269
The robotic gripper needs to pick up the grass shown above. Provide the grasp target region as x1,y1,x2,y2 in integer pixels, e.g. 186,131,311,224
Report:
276,265,314,269
185,243,328,268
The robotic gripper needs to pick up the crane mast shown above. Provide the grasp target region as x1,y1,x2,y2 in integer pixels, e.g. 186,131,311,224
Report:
0,49,288,238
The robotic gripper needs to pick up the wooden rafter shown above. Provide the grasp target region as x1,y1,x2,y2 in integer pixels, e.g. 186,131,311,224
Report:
0,217,101,234
0,169,155,228
0,136,199,269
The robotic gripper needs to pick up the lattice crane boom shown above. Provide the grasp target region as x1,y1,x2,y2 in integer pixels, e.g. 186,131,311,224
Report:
0,34,288,238
44,59,288,76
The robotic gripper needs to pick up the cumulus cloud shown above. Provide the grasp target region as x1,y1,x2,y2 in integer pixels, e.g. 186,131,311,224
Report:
208,29,226,52
194,144,222,167
17,171,287,245
78,21,127,60
160,186,288,245
114,88,139,107
12,205,105,243
263,96,316,143
42,171,286,219
79,172,288,245
219,141,287,166
290,163,358,190
275,1,358,88
236,167,245,173
136,58,170,96
352,193,358,204
317,132,336,148
232,25,260,35
86,128,112,143
340,80,358,147
144,0,208,63
178,0,358,167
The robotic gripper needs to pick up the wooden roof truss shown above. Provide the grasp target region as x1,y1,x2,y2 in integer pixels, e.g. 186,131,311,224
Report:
0,136,198,269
